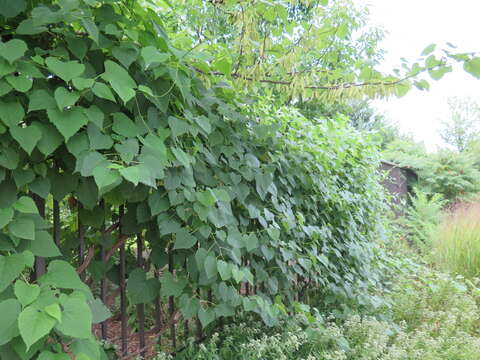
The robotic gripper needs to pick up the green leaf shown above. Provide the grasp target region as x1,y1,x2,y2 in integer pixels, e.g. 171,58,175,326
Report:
212,56,232,75
87,123,113,150
87,298,111,324
29,177,51,199
45,57,85,82
0,252,34,293
141,46,170,68
115,139,139,163
0,0,26,19
0,299,21,346
0,39,27,64
72,77,94,91
47,107,89,141
171,147,192,168
196,189,216,207
168,116,189,137
16,19,47,35
92,166,122,195
148,192,170,215
18,306,56,350
6,74,32,92
44,303,62,323
0,208,14,229
204,255,217,279
421,43,436,56
13,196,38,214
198,306,215,328
9,218,35,240
55,292,92,339
28,89,56,112
112,113,138,137
10,125,42,155
119,165,142,186
178,294,200,319
35,123,63,156
174,228,197,250
244,233,258,252
464,57,480,79
217,260,232,281
54,87,80,110
81,18,99,43
0,148,19,170
195,115,212,134
126,268,160,305
232,266,244,283
26,231,61,257
12,168,35,188
428,65,452,80
102,60,137,103
40,260,89,292
92,82,116,102
112,45,139,69
70,338,100,360
0,101,24,127
160,272,186,298
14,280,40,307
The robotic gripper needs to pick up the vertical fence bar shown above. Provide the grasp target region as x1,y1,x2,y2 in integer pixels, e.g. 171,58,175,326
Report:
119,205,128,356
31,193,46,278
78,202,86,281
53,199,60,247
136,233,146,359
154,268,163,349
168,248,176,350
100,200,108,341
196,289,203,341
183,260,189,343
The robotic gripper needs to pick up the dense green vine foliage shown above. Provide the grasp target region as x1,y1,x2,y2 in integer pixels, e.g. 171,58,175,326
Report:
0,0,386,358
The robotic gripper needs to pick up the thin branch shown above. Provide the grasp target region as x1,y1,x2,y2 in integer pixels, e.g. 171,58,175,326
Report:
76,246,95,275
193,63,444,91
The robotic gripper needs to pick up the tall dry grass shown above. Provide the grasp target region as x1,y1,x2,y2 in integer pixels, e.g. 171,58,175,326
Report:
433,202,480,278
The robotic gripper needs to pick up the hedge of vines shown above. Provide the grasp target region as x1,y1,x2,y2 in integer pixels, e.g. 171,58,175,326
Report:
0,0,386,358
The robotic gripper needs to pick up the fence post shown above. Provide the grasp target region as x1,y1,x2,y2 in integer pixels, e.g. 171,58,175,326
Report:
31,193,46,278
118,205,128,356
137,233,146,359
168,248,176,350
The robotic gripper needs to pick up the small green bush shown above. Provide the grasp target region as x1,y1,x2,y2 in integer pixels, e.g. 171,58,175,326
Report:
400,189,445,250
433,202,480,277
159,265,480,360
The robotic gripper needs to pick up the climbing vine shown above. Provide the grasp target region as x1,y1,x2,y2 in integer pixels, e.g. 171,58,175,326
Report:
2,0,479,359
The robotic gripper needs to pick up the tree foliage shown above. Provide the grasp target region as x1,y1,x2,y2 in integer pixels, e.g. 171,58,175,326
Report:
439,96,480,152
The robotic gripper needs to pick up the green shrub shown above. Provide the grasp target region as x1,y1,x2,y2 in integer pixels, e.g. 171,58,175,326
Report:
400,189,445,250
433,202,480,277
164,265,480,360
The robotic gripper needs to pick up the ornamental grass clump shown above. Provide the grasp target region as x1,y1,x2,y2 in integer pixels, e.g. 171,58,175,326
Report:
433,201,480,278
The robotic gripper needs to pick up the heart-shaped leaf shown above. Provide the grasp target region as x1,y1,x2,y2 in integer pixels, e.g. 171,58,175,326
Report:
232,266,244,283
54,87,80,110
72,77,94,90
0,39,27,64
19,306,56,350
198,306,215,328
10,125,42,154
0,100,24,127
14,280,40,307
6,74,32,92
47,107,88,141
174,228,197,250
217,260,232,281
45,57,85,82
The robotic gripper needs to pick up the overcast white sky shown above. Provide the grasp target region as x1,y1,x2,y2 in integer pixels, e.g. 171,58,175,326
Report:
363,0,480,151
